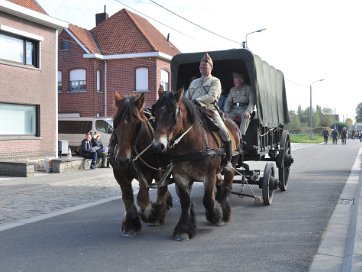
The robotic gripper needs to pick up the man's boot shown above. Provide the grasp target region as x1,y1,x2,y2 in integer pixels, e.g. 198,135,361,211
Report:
223,140,233,173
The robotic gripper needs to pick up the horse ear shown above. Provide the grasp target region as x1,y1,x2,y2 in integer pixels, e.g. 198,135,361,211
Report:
158,85,165,99
114,91,122,106
173,87,184,101
135,93,145,110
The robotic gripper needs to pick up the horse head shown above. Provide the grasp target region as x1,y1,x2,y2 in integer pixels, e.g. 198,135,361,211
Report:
112,92,146,164
152,86,191,153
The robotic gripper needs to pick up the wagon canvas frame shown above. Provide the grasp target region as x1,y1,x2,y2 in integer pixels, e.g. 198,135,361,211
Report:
170,48,294,205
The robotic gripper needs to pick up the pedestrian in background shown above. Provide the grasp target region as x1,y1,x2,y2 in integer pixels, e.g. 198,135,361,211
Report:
80,132,98,169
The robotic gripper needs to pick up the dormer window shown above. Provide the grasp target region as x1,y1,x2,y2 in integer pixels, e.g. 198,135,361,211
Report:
61,40,70,50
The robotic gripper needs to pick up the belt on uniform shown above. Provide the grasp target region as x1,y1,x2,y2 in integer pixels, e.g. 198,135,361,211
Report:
233,102,248,107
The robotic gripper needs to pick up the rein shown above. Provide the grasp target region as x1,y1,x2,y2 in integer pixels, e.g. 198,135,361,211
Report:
169,124,194,149
130,117,160,172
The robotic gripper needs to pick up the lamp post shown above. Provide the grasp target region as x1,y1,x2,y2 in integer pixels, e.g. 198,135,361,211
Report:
242,28,266,48
309,79,325,138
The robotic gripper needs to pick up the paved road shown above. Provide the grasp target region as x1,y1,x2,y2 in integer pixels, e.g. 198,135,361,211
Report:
0,141,361,272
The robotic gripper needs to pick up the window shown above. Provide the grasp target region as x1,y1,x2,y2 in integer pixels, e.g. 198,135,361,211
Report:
0,103,39,136
61,40,70,50
95,120,113,134
0,31,39,67
160,70,169,92
69,69,86,91
58,71,62,92
136,67,148,92
96,70,101,92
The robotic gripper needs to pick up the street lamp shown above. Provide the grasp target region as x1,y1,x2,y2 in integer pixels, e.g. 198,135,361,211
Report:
309,79,325,138
242,28,266,48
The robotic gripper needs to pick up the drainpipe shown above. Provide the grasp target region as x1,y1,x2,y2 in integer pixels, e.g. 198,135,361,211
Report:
55,29,59,158
104,60,107,117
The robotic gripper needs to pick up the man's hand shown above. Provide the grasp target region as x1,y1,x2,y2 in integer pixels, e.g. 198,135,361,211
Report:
242,111,251,119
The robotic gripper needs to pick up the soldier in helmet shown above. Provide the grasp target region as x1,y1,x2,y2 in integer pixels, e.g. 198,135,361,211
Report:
185,53,233,172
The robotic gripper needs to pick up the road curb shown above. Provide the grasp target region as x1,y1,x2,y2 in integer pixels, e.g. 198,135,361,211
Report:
351,162,362,271
309,147,362,272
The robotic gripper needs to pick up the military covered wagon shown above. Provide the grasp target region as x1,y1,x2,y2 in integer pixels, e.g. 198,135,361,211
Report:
170,48,294,205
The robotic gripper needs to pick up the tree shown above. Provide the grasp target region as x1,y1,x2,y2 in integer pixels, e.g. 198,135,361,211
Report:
319,107,335,128
285,110,301,132
346,118,353,126
356,102,362,123
297,105,309,124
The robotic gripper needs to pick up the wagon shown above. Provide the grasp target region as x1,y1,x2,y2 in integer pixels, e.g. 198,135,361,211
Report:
170,48,294,205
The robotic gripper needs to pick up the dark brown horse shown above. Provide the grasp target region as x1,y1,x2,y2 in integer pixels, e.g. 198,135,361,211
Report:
152,87,240,241
108,92,172,237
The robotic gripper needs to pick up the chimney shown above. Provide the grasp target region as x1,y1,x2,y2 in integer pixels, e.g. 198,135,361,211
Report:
96,5,109,26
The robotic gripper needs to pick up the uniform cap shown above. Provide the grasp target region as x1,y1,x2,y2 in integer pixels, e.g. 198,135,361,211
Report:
201,53,213,68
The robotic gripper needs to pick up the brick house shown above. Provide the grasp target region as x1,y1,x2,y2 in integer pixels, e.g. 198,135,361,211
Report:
58,8,181,118
0,0,68,160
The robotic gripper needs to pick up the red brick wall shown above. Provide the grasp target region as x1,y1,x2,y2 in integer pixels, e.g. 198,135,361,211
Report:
58,31,102,117
58,32,173,118
0,12,58,160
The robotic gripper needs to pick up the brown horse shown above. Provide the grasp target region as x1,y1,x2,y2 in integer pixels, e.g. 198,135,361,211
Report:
108,92,172,237
152,87,240,241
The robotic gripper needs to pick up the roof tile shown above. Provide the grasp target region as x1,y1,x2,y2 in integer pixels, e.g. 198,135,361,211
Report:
68,24,100,54
90,9,180,56
7,0,47,14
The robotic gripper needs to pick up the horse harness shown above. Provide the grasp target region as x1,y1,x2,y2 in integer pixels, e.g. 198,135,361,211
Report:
110,109,227,189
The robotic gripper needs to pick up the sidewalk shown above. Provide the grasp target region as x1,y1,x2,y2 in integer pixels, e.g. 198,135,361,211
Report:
0,168,121,230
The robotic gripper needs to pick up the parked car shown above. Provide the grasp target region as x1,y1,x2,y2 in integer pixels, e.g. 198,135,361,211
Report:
58,117,113,154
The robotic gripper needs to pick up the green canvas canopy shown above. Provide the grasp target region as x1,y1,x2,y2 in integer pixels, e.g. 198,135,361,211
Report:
171,48,289,128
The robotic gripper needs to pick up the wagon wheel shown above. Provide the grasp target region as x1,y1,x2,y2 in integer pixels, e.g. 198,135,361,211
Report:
262,163,276,205
277,130,293,192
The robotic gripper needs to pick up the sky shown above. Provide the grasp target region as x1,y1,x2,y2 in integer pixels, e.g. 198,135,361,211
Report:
37,0,362,122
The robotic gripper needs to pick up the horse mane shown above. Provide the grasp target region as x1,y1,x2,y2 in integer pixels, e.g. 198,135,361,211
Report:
113,96,145,128
153,91,205,126
181,96,199,125
182,97,213,132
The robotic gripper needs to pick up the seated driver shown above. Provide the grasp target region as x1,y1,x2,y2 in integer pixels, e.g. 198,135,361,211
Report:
185,53,233,172
224,72,255,137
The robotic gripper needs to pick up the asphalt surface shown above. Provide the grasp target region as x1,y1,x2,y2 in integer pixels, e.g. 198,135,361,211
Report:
0,142,361,271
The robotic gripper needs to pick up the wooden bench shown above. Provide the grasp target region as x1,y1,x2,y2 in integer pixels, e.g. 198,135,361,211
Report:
0,161,35,177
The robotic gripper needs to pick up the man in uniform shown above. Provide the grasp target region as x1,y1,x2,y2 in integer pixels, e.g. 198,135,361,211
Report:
185,53,233,172
224,72,255,137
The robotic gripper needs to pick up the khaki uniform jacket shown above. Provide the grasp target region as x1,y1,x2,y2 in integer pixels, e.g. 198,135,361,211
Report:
185,75,221,111
224,84,254,114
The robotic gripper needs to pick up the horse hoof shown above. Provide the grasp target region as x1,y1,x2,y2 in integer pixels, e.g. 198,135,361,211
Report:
121,230,137,237
215,221,225,226
174,233,190,241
